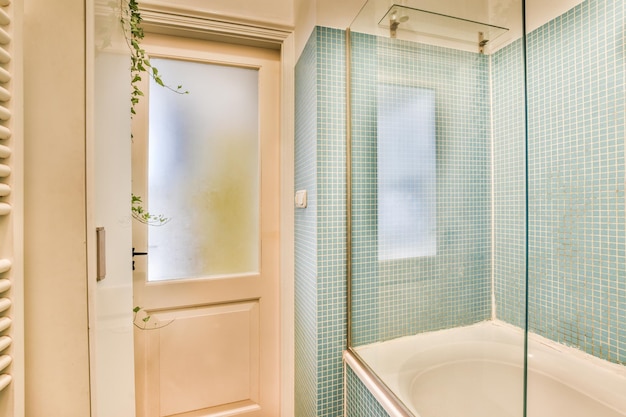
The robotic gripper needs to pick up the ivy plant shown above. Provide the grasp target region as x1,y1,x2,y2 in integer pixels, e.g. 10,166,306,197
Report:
122,0,186,226
120,0,187,115
131,193,169,226
133,306,174,330
122,0,184,327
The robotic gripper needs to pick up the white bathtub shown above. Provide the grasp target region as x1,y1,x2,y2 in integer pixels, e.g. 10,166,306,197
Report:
345,321,626,417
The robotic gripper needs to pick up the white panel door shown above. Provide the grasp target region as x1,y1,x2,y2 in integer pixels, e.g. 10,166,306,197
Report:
132,34,280,417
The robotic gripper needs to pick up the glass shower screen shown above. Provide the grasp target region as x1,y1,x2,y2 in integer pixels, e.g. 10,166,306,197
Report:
346,1,526,416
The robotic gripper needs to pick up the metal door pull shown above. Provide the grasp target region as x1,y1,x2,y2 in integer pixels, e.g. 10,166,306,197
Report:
132,247,148,270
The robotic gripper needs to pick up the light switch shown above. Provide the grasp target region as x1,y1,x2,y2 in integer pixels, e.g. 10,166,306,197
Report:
295,190,307,208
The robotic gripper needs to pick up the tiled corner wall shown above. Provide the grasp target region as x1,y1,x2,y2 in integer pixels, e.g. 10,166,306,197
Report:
300,0,625,415
294,27,319,417
294,27,347,417
344,365,390,417
494,0,626,364
526,0,626,363
315,27,348,417
492,38,527,328
350,33,492,346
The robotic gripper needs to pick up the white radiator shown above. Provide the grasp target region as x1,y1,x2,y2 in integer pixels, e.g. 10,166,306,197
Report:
0,0,22,415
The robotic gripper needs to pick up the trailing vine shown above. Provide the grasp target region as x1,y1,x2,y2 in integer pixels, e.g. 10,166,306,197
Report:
121,0,183,226
120,0,187,115
133,306,174,330
122,0,181,328
131,193,170,225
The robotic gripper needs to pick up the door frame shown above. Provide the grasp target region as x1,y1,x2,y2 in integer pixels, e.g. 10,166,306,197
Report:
141,5,295,417
137,6,296,417
86,4,295,416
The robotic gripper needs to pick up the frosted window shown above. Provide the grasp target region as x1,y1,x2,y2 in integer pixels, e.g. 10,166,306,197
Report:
378,85,436,260
147,58,259,281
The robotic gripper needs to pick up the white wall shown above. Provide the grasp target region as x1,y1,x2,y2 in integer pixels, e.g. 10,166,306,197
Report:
294,0,316,56
294,0,497,57
294,0,368,58
295,0,586,56
488,0,585,50
91,17,135,416
526,0,584,31
23,0,91,415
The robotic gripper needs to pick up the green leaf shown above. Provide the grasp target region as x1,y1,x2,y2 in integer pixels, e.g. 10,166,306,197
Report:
124,0,189,132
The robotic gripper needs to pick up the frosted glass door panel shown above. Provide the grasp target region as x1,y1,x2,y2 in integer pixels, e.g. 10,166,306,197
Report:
147,58,259,282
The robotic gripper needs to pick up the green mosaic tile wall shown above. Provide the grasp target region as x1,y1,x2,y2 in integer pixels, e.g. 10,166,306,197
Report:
315,27,348,417
295,28,319,417
295,27,347,417
526,0,626,363
297,2,626,415
345,366,390,417
492,38,527,328
494,0,626,364
350,33,492,346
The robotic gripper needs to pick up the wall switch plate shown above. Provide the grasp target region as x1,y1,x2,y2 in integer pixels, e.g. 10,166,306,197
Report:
295,190,307,208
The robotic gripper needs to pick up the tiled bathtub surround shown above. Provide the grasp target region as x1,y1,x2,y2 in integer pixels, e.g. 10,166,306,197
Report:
294,28,319,417
350,33,492,346
295,27,347,417
494,0,626,364
492,38,527,329
345,365,390,417
526,0,626,363
298,0,626,415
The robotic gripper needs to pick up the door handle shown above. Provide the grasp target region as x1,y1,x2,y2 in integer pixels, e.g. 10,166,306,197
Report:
133,248,148,257
132,247,148,271
96,227,106,281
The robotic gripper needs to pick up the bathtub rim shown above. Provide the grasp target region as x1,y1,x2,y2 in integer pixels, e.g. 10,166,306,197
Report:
344,347,414,417
346,320,626,417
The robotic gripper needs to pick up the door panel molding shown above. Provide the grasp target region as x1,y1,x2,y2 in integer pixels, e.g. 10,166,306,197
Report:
140,301,261,416
131,10,295,417
133,35,282,417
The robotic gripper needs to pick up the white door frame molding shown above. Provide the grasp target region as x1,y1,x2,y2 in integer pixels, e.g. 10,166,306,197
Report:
140,3,293,49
